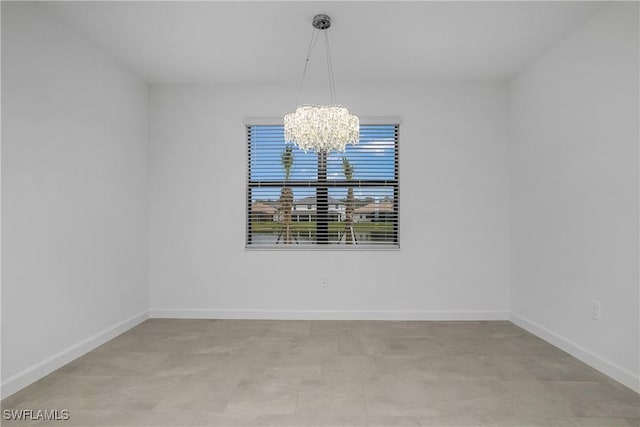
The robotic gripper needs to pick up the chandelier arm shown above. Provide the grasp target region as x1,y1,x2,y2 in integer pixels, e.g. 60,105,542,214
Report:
295,28,320,107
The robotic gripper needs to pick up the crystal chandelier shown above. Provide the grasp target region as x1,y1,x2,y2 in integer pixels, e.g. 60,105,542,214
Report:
284,14,359,153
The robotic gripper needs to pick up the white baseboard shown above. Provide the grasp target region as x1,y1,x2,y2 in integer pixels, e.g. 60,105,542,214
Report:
149,308,509,321
510,312,640,393
1,311,149,400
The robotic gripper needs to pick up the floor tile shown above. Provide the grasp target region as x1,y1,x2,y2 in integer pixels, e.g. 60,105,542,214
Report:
375,356,438,381
224,378,299,415
429,355,501,381
323,355,380,381
297,380,367,416
364,379,450,416
153,376,238,412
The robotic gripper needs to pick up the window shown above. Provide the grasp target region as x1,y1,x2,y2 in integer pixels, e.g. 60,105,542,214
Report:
246,124,399,248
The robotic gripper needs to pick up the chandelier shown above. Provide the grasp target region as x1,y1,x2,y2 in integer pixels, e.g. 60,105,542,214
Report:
284,14,359,153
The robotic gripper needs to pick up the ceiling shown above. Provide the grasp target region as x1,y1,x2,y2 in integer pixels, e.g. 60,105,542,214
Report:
43,1,606,85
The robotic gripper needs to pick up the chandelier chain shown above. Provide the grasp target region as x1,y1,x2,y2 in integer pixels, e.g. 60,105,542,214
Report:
324,30,337,105
295,28,320,107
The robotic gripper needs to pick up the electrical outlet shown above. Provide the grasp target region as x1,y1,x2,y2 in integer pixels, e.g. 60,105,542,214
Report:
320,277,328,288
590,300,601,320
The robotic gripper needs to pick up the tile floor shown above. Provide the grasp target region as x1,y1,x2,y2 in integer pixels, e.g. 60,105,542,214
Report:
2,320,638,426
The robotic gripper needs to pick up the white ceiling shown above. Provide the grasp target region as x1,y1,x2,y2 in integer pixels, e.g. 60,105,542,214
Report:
44,1,606,85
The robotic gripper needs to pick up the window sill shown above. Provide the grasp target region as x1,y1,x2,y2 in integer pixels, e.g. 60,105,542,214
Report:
245,245,400,251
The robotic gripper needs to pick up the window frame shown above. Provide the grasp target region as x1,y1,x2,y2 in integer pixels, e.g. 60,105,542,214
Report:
245,119,401,250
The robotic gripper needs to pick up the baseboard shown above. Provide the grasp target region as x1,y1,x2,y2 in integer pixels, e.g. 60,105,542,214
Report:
1,311,149,400
510,312,640,393
149,308,509,321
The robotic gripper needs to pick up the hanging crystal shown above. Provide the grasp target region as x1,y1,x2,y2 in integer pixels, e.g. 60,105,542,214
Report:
284,105,359,153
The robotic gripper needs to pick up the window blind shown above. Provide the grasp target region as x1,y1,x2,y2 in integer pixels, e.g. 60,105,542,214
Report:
246,124,399,248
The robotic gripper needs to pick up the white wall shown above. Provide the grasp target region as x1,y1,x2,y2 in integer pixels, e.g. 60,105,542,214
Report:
2,2,149,397
509,2,639,391
148,82,510,319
